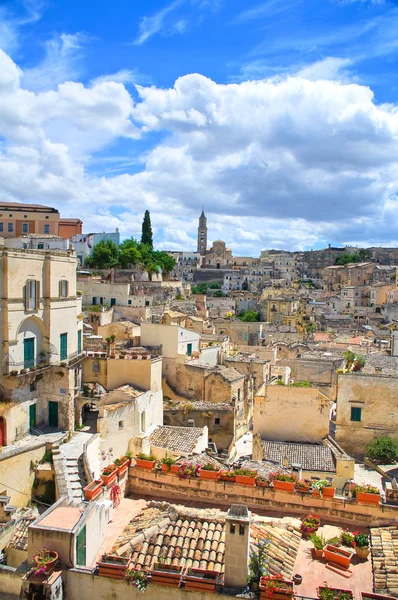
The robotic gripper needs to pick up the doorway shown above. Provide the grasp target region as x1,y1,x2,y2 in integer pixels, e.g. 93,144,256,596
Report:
76,525,86,566
48,401,59,428
29,404,37,431
24,337,35,369
0,417,6,446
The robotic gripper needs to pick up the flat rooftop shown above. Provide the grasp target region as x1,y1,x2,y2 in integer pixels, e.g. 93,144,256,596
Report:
38,507,82,531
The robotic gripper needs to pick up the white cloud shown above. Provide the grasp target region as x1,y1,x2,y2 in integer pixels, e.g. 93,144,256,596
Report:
1,50,398,253
134,0,184,45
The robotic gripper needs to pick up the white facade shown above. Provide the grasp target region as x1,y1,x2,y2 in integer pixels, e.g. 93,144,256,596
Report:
140,323,200,358
78,279,153,308
0,244,83,374
72,230,120,266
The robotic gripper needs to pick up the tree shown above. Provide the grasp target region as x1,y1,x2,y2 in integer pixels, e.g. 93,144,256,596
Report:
238,310,260,322
86,240,119,269
119,246,141,268
342,350,355,370
141,210,153,248
306,323,316,334
352,354,366,372
365,437,398,464
152,251,176,274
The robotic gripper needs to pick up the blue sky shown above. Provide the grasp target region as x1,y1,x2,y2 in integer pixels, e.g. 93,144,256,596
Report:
0,0,398,254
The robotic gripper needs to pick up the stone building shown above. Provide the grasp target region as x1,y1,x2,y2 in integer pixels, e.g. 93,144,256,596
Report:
0,241,84,443
0,201,81,239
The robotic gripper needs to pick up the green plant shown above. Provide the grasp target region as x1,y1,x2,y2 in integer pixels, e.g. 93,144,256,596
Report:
260,575,293,596
220,470,235,478
123,569,148,592
353,532,369,548
326,536,342,547
350,483,380,496
365,436,398,464
312,479,328,491
177,462,200,479
318,584,352,600
248,538,270,586
75,423,85,430
291,380,311,387
40,449,53,464
233,469,257,477
310,534,327,550
270,472,297,483
301,514,321,533
276,379,285,385
340,530,355,547
136,453,156,461
102,464,117,476
201,462,218,472
125,451,133,459
160,455,176,469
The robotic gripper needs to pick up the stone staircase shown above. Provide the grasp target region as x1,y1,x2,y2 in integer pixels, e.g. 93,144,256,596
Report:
53,432,93,501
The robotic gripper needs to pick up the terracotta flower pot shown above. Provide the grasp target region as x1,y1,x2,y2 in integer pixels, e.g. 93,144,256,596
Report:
356,492,380,504
135,459,156,470
101,472,117,486
355,546,370,561
220,473,236,483
83,479,103,501
312,490,321,498
314,549,323,559
97,556,130,579
199,469,220,481
323,545,353,569
297,486,310,494
235,474,256,486
273,480,295,492
318,587,353,600
34,550,58,573
323,487,335,498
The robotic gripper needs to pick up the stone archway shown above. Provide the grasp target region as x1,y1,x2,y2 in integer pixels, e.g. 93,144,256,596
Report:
0,417,6,446
82,402,99,433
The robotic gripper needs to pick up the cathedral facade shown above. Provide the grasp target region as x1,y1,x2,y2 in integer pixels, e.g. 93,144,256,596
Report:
197,211,233,269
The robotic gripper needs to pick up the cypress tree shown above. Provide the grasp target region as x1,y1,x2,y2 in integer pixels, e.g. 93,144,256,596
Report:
141,210,153,248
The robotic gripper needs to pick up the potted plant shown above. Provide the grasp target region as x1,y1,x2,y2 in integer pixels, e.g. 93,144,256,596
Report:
323,545,353,569
310,534,327,559
199,462,221,480
340,530,355,547
296,479,311,493
270,472,297,492
83,479,103,501
256,475,269,488
351,483,381,504
318,584,353,600
97,554,130,579
161,455,177,472
114,455,130,476
9,370,18,376
177,462,200,479
352,532,370,560
259,575,294,599
101,464,118,486
33,548,58,575
135,453,156,469
234,468,257,486
301,514,321,536
248,539,269,590
220,470,236,483
123,569,148,591
313,479,336,498
150,562,182,587
184,567,219,592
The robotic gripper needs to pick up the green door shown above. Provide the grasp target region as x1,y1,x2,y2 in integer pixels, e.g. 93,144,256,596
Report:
48,401,58,427
187,343,192,356
77,330,82,355
24,338,35,369
60,333,67,361
29,404,37,431
76,525,86,566
110,298,116,307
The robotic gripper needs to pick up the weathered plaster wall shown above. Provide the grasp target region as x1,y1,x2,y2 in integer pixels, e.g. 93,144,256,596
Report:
0,443,46,507
253,385,331,442
335,373,398,455
83,356,162,393
277,358,342,400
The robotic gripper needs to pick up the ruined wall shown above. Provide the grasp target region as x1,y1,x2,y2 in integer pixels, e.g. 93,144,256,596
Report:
277,357,343,400
335,373,398,455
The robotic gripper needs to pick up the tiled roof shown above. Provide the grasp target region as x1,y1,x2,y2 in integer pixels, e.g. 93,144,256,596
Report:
215,366,244,382
362,354,398,376
176,453,225,470
370,526,398,596
7,515,36,551
149,425,205,453
111,502,302,579
164,401,233,413
261,440,336,473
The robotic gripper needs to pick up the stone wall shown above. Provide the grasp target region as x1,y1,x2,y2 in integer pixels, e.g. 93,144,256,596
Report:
127,466,398,527
0,442,48,507
335,373,398,455
163,405,234,450
277,357,343,400
0,565,22,598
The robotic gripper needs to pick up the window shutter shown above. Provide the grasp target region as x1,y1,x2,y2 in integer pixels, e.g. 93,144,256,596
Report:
59,281,61,297
23,284,27,311
35,280,40,310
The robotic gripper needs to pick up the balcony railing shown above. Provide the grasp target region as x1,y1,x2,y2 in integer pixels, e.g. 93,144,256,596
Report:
4,350,85,375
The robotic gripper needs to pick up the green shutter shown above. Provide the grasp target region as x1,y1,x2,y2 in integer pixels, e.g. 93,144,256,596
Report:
77,330,82,354
24,338,35,369
350,407,362,422
60,333,67,361
76,525,86,566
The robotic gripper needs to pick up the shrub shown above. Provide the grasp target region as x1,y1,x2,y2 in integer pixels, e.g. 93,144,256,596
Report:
248,538,270,586
136,453,156,461
201,462,219,472
160,455,176,469
270,472,297,483
353,532,369,548
365,436,398,464
234,469,257,477
310,534,327,550
340,530,355,547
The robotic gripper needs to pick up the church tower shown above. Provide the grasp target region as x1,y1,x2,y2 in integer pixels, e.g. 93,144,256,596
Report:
197,209,207,255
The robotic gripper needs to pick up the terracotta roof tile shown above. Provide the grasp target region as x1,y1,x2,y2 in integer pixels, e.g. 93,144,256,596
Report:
149,425,205,453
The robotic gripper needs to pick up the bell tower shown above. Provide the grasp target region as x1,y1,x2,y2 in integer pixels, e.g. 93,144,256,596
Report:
197,209,207,256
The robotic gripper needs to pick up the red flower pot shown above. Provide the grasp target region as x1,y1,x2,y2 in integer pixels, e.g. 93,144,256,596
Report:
323,545,353,569
323,487,335,498
116,460,129,476
220,473,236,483
318,587,353,600
273,480,295,492
356,492,380,504
83,479,103,500
135,459,156,470
34,551,58,573
235,474,256,486
199,469,220,481
101,472,117,486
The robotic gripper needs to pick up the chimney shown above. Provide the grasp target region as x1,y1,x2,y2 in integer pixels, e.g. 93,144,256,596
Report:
224,504,251,588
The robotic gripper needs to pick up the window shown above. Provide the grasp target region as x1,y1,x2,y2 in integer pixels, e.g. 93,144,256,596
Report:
60,333,68,361
350,407,362,422
110,298,116,307
77,330,82,354
140,411,146,432
237,389,241,401
45,216,49,219
92,361,100,372
215,417,220,425
59,280,68,297
22,223,29,234
118,420,124,429
24,280,40,311
239,524,245,536
44,224,50,234
38,244,44,249
187,419,195,427
230,523,236,534
8,223,13,233
0,223,3,232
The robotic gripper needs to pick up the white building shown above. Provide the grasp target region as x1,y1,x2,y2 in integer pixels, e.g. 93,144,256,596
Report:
77,279,153,308
71,230,120,266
